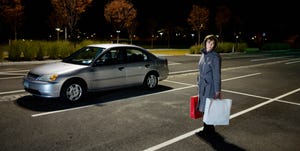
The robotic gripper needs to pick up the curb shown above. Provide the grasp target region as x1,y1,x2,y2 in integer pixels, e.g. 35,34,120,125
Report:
0,60,61,66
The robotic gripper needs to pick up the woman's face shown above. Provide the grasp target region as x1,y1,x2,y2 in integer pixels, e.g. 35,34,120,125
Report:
205,39,215,52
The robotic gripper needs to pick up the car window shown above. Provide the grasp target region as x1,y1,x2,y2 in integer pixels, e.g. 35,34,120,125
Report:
95,49,121,65
63,47,103,65
126,48,147,63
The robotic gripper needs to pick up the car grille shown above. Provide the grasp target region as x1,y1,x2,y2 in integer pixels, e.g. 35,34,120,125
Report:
25,88,41,95
27,72,39,81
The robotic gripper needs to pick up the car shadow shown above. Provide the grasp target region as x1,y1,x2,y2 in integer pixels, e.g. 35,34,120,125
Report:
196,131,247,151
15,85,173,112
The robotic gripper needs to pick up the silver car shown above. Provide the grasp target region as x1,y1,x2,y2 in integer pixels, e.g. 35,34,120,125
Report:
23,44,169,102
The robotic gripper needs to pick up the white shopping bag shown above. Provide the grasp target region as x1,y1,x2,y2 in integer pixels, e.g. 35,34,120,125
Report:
203,98,232,125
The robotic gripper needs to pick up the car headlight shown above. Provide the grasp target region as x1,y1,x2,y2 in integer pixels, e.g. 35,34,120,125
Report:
37,74,58,82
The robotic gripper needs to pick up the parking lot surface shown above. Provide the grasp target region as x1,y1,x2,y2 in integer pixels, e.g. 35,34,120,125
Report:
0,52,300,151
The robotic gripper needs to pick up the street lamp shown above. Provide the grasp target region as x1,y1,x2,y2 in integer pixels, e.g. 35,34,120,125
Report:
159,32,163,39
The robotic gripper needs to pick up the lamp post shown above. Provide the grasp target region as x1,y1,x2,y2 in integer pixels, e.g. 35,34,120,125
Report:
234,35,239,53
198,24,203,45
116,30,120,44
55,28,60,41
64,27,67,41
151,34,154,48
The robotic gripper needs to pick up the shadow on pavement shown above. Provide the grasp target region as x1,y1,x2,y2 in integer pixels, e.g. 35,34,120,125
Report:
15,85,173,112
196,131,247,151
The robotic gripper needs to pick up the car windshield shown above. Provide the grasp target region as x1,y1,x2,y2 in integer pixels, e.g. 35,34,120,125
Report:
62,47,104,65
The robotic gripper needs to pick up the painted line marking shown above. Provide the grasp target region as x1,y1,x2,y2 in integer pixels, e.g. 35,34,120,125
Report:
31,104,97,117
222,58,299,71
143,88,300,151
168,62,182,66
0,90,25,95
0,76,25,80
163,80,194,86
143,127,204,151
0,70,29,73
229,88,300,119
221,89,270,100
275,99,300,106
251,56,293,62
169,69,198,75
0,72,26,76
285,59,300,64
221,73,261,82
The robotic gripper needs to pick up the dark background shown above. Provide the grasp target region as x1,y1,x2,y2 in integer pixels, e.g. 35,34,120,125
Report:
0,0,299,44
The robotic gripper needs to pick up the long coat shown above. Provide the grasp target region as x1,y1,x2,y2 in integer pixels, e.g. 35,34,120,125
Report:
197,49,221,112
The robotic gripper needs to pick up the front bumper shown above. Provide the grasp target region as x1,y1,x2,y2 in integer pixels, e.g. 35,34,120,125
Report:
23,78,61,98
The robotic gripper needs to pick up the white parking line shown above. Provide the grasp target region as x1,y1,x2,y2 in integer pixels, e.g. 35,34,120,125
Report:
168,62,182,66
0,72,26,76
0,70,27,79
229,88,300,119
169,69,198,75
251,56,293,61
0,90,25,95
222,58,299,71
0,70,29,73
221,73,261,82
285,59,300,64
31,104,97,117
0,76,25,80
143,87,300,151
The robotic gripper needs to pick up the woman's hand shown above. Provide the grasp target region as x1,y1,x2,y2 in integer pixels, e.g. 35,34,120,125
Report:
214,92,221,99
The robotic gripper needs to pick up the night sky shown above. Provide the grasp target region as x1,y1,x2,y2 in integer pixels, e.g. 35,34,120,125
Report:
0,0,299,42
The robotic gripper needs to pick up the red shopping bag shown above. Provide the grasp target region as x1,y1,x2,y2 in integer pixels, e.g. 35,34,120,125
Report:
190,95,203,119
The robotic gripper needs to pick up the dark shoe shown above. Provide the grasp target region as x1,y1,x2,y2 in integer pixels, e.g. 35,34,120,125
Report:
196,130,215,139
203,123,215,134
196,130,208,137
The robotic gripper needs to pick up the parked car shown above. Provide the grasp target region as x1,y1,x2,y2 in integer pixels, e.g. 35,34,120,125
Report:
23,44,169,102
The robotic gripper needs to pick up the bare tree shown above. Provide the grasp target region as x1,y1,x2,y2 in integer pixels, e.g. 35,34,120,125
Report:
0,0,24,40
104,0,137,43
216,6,232,42
187,5,209,45
50,0,93,40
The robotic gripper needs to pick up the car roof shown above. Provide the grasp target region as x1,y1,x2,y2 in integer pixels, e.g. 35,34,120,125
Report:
87,43,141,49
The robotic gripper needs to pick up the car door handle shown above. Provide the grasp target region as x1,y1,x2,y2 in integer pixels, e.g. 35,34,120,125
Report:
118,67,125,71
145,64,150,68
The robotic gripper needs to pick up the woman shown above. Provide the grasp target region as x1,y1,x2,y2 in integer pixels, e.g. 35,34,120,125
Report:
197,34,222,135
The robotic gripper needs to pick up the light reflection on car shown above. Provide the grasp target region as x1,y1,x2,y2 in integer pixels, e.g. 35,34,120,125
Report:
23,44,169,102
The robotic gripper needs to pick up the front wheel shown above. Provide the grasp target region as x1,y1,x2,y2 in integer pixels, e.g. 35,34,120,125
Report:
143,73,158,89
60,81,86,102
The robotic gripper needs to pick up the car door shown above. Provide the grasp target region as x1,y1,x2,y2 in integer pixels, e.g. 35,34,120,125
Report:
124,48,150,85
90,49,127,90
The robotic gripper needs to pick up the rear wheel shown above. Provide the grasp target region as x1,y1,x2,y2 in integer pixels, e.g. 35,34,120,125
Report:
60,80,86,102
143,73,158,89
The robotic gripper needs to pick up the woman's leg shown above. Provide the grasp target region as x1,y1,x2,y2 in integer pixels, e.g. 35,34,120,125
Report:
203,122,215,133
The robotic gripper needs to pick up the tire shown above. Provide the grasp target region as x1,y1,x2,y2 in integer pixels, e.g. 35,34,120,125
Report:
60,80,86,102
143,73,158,89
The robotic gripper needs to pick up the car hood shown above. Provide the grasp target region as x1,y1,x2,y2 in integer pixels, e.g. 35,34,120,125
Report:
30,61,87,75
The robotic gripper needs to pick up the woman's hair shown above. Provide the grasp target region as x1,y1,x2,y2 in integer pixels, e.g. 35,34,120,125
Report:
203,34,218,50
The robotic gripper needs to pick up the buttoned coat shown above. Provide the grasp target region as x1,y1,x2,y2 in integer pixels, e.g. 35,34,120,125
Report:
197,48,221,112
